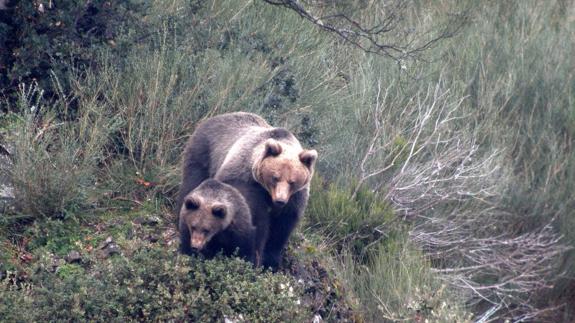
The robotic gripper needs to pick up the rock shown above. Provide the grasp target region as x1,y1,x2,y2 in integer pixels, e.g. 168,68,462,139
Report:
98,236,114,249
50,257,65,272
65,250,82,263
97,243,120,259
97,236,121,258
0,141,15,210
133,215,161,226
147,234,160,243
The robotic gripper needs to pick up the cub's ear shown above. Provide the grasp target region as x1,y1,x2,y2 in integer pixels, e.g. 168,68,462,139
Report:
299,149,318,169
264,139,282,157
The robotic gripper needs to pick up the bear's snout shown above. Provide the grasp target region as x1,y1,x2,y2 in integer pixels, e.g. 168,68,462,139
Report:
271,182,290,207
190,233,207,250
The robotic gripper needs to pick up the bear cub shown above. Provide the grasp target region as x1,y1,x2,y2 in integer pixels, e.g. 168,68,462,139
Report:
179,179,256,263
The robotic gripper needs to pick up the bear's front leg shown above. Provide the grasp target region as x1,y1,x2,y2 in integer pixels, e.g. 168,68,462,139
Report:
263,190,307,269
253,212,270,267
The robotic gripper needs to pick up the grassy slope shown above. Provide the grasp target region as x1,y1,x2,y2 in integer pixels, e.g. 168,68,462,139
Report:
1,0,574,321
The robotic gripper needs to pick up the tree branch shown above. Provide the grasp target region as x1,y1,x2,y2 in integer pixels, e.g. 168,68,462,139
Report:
261,0,470,62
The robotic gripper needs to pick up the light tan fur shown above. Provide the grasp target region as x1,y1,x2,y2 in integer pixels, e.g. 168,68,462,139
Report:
250,138,317,205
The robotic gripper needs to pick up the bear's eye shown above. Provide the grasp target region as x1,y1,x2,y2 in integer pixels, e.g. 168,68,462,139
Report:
272,175,280,183
212,206,226,218
202,229,209,235
185,199,199,210
288,180,295,186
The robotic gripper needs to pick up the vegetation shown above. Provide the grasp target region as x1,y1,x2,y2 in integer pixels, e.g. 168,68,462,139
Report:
1,235,309,321
1,0,574,322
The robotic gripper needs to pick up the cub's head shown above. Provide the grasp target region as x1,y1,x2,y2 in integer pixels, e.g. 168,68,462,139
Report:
254,138,318,207
179,180,234,250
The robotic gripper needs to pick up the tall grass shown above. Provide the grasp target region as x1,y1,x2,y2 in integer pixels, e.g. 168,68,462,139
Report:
338,239,471,322
8,81,115,218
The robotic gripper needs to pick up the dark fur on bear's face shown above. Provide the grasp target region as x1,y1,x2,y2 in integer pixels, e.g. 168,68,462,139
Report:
254,138,317,207
179,179,255,261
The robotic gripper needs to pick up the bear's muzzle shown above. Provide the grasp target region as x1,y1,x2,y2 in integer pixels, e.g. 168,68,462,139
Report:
190,233,206,250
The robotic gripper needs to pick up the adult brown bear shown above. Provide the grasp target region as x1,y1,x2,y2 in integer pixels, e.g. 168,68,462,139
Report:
178,112,317,268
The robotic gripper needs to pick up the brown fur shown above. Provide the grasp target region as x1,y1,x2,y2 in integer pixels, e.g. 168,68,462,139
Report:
179,179,256,263
178,112,317,268
254,139,317,206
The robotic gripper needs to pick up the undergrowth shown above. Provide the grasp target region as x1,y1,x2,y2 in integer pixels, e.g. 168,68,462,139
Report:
0,250,307,322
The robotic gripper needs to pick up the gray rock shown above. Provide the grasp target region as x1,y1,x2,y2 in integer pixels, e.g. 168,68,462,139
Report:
97,236,121,258
133,215,161,226
65,250,82,263
50,257,65,272
98,236,114,249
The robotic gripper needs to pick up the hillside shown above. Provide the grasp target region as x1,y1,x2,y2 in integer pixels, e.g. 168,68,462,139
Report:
1,1,574,321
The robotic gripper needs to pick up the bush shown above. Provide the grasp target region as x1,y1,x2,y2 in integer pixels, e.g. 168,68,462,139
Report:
305,176,395,258
0,249,309,322
0,0,153,109
6,82,113,219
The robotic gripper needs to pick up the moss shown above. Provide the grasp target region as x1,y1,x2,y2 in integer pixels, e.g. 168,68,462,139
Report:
25,218,85,257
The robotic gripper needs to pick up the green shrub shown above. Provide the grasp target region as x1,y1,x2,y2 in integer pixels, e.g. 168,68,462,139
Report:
305,176,395,258
6,83,114,219
0,0,152,109
0,249,309,322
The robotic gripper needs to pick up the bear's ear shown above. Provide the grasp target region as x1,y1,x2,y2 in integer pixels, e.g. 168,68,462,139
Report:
299,149,318,169
264,139,282,157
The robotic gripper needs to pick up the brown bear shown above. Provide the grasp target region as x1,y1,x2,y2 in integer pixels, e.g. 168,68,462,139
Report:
179,179,256,263
178,112,317,268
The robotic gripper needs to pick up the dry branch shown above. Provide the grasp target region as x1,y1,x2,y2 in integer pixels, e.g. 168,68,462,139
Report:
354,77,570,321
262,0,470,61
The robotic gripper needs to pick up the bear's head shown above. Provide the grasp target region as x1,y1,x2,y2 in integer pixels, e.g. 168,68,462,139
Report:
254,138,318,207
180,181,234,250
